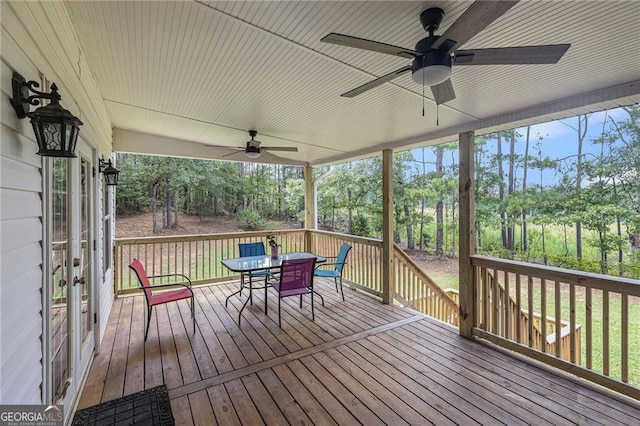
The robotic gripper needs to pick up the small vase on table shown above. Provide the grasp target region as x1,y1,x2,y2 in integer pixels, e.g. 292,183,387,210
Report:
267,234,279,259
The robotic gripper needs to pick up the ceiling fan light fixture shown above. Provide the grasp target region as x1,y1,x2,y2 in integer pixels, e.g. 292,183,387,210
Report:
411,49,452,86
245,151,260,159
411,64,451,86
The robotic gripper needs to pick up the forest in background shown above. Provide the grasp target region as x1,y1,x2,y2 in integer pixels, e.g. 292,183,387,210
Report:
115,105,640,278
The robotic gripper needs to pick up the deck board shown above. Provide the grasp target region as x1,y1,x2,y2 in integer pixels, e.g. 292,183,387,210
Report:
206,383,241,426
409,319,640,424
78,279,640,425
187,390,216,426
101,297,133,401
351,338,524,425
224,379,263,425
270,363,339,425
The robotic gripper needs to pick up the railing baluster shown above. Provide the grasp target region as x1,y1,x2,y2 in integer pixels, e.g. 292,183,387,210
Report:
622,293,628,383
482,267,489,330
586,286,592,369
158,243,163,279
174,241,179,279
603,290,609,375
504,272,510,339
528,276,534,348
516,273,522,344
555,280,561,358
496,271,501,335
570,283,576,364
541,278,547,353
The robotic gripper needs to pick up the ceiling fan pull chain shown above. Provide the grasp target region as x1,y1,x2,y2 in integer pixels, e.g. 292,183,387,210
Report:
437,104,439,126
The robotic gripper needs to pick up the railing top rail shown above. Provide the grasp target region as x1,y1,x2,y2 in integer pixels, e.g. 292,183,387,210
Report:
310,229,383,247
115,229,305,245
471,255,640,294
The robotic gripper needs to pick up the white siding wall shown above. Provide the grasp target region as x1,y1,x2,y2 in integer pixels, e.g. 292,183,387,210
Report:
0,60,44,404
1,0,113,406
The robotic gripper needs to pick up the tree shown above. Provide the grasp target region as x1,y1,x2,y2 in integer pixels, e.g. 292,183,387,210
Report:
434,145,445,255
575,114,590,259
521,126,531,252
394,152,417,249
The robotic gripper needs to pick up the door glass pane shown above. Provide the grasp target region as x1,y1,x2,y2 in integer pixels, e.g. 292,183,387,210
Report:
80,158,91,342
51,158,68,402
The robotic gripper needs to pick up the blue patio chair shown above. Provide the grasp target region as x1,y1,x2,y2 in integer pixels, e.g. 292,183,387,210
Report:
225,242,270,310
314,243,351,301
269,257,317,327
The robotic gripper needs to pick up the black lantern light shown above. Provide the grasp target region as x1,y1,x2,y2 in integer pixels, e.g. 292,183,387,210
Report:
10,71,83,158
99,159,120,186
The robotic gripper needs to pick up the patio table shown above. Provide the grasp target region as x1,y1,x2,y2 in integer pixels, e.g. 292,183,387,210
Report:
221,252,326,324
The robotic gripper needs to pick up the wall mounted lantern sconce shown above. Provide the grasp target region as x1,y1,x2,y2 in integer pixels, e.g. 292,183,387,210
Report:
99,159,120,186
10,71,83,158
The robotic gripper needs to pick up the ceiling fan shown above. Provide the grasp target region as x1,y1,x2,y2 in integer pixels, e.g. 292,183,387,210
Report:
321,1,570,105
211,130,298,159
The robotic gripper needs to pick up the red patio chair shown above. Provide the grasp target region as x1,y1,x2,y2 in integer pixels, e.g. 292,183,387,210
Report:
129,258,195,341
269,257,317,327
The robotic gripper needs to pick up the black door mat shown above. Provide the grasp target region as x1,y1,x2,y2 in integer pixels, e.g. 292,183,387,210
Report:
72,385,175,426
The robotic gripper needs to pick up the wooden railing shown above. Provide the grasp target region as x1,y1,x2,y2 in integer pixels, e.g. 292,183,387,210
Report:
445,272,582,364
392,244,459,326
471,255,640,400
114,230,306,294
308,231,458,325
114,230,458,325
308,230,383,297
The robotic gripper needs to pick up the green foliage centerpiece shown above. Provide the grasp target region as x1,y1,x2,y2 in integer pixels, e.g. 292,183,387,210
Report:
267,234,279,259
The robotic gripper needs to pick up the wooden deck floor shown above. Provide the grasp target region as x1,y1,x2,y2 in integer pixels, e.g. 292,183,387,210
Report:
78,279,640,425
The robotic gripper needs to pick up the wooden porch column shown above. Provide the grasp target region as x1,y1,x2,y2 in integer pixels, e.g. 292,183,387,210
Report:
459,131,475,337
304,165,314,253
382,149,394,304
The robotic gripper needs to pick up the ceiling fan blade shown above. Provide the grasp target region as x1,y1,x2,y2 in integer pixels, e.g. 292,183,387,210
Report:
261,147,299,152
341,65,412,98
222,151,244,158
432,1,519,53
454,44,571,65
431,79,456,105
321,33,418,59
204,144,244,150
260,150,285,160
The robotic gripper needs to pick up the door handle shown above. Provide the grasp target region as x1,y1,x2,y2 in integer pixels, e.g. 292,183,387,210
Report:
73,276,86,286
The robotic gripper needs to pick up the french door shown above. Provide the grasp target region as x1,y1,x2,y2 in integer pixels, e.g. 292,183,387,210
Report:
48,139,95,407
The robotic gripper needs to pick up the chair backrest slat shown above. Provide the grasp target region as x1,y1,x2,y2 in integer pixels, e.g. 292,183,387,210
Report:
279,258,316,292
129,258,153,301
335,243,352,273
239,242,266,257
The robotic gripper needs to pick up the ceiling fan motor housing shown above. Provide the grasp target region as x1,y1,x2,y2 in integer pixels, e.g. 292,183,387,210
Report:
411,36,452,85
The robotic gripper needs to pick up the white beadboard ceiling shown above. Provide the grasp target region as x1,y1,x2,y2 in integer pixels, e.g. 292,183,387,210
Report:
64,0,640,166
